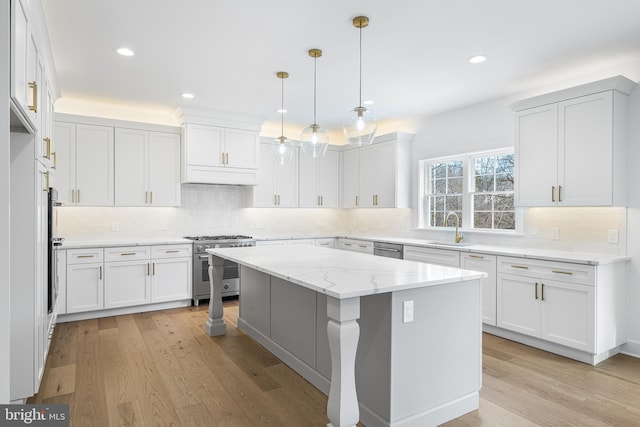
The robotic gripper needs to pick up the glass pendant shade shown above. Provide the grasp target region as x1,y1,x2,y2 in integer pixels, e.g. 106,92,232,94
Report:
300,124,329,158
344,105,377,146
274,136,295,166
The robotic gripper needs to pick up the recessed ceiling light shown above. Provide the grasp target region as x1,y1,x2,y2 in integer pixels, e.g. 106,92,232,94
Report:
276,108,287,114
467,55,487,64
116,47,134,57
362,100,374,106
181,93,195,99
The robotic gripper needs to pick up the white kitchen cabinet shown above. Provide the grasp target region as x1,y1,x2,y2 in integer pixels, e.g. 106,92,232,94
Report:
56,249,67,315
10,0,39,128
336,238,373,254
340,132,411,208
403,245,460,267
461,252,497,326
115,128,180,206
54,121,114,206
315,238,335,248
182,123,260,185
104,259,151,309
512,76,634,207
66,248,104,314
253,141,299,207
151,244,192,302
299,148,340,208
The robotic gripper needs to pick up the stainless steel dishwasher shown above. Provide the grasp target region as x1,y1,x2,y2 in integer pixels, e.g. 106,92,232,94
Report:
373,241,403,259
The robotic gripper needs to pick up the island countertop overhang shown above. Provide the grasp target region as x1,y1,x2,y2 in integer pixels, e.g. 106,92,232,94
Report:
206,245,487,299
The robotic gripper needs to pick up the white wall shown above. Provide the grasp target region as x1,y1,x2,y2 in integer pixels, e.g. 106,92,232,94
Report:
1,0,12,404
624,85,640,356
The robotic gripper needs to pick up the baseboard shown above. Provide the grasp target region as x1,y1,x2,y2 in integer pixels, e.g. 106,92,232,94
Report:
57,300,192,323
621,339,640,358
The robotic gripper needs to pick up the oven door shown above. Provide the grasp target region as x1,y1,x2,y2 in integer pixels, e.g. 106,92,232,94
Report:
193,254,240,301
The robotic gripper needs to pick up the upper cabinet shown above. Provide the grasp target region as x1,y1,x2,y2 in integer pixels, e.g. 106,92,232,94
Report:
299,147,340,208
341,132,412,208
115,129,180,207
253,141,299,207
512,76,635,207
178,108,263,185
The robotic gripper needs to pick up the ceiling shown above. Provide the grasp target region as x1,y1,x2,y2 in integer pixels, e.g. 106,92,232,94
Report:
42,0,640,139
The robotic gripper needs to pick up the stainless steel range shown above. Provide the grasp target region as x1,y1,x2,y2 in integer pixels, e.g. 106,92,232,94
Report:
185,235,256,305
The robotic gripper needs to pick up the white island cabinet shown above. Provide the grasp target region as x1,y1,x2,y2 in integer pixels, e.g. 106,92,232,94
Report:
206,245,485,427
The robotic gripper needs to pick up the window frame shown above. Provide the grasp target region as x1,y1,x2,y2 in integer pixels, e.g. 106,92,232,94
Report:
419,148,518,233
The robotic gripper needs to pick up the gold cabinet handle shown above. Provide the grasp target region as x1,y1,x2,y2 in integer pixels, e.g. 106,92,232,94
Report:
99,265,103,280
355,196,359,206
226,152,229,165
221,152,225,164
558,185,562,202
511,265,529,269
28,81,38,112
147,263,151,276
552,270,573,275
317,195,320,206
165,250,180,253
152,262,155,276
150,191,153,204
535,282,539,300
43,172,50,192
43,137,51,159
469,254,484,259
344,243,352,247
321,196,323,206
541,283,545,301
358,244,368,249
120,252,137,256
71,190,75,203
77,190,81,203
51,152,57,169
76,255,95,259
551,186,556,202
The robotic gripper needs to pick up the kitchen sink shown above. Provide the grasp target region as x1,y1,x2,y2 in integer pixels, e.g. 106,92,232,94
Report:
427,241,473,247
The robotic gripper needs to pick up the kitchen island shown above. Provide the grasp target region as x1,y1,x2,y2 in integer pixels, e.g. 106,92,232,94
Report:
206,245,486,427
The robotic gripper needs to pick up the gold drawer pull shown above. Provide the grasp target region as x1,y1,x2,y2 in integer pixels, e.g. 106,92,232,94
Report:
28,81,37,112
469,254,484,259
120,252,137,256
511,265,529,269
552,270,573,275
165,250,180,253
358,244,368,248
344,243,352,246
76,255,95,259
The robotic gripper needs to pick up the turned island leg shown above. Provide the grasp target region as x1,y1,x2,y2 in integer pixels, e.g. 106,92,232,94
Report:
326,296,360,427
206,255,226,336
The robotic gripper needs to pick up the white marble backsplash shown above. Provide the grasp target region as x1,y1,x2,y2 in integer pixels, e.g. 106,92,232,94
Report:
58,184,627,255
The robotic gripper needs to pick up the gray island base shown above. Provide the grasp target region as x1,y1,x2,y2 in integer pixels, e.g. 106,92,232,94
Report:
206,245,486,427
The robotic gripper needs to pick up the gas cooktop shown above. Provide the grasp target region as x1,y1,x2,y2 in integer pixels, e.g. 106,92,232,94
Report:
184,235,253,241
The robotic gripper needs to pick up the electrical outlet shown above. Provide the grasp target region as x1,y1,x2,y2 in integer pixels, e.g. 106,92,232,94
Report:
403,300,414,323
111,222,119,232
608,229,619,244
550,227,559,240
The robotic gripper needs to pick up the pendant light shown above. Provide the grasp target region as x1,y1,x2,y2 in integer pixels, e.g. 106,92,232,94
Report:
343,16,377,146
274,71,295,166
300,49,329,158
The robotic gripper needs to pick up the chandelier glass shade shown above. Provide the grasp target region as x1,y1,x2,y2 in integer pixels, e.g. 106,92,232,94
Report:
300,48,329,158
274,71,295,166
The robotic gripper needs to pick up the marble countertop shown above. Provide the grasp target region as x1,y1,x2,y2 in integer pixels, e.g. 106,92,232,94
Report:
207,245,486,299
61,237,192,249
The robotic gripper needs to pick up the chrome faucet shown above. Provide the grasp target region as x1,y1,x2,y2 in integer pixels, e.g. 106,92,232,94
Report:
445,212,463,243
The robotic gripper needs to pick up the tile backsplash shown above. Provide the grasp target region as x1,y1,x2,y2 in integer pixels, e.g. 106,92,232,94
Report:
58,184,627,255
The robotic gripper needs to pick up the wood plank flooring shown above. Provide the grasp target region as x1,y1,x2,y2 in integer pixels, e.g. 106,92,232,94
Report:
29,299,640,426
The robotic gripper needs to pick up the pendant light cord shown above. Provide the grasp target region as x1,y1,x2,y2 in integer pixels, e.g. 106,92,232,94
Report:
313,54,317,125
281,76,285,136
358,23,363,108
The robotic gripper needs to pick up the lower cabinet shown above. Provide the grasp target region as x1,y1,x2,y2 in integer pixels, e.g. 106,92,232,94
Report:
62,244,191,317
336,238,374,254
403,245,460,267
461,253,497,326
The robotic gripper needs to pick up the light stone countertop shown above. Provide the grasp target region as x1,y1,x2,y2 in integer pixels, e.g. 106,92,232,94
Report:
61,237,192,249
207,245,486,299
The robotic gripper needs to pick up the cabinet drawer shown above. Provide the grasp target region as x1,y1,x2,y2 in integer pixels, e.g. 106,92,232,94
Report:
67,248,104,264
404,246,460,267
337,238,373,253
497,256,595,286
104,246,151,262
151,244,192,259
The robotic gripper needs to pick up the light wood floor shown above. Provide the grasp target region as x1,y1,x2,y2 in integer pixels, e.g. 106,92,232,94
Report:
30,300,640,426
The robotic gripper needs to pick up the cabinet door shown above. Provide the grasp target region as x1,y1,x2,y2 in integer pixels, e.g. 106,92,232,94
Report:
539,280,595,352
461,253,497,326
515,104,558,207
496,273,539,337
559,91,613,206
274,147,299,207
253,144,276,207
53,122,76,205
299,151,320,208
152,258,192,303
104,260,150,308
10,0,29,111
359,145,378,208
403,246,460,267
185,124,224,167
57,250,67,315
114,128,148,206
317,150,340,208
66,263,103,313
341,148,360,208
375,142,397,208
76,124,114,206
225,129,258,169
148,132,181,206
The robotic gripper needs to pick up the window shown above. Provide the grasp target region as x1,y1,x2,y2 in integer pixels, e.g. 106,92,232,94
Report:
421,149,515,231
